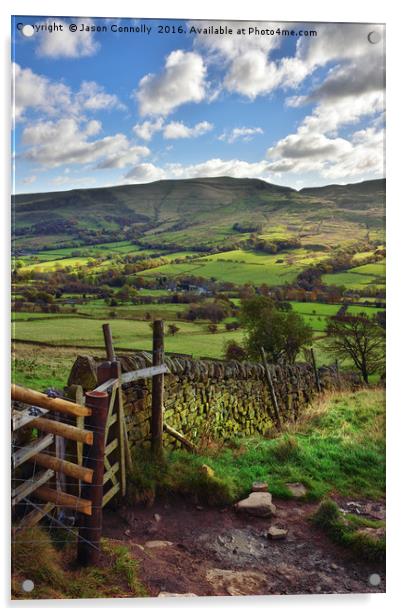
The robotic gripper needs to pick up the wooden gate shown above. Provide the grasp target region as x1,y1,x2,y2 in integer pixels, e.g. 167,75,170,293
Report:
11,320,180,564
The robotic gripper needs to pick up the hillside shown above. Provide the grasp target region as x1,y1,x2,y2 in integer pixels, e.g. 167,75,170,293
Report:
13,177,385,252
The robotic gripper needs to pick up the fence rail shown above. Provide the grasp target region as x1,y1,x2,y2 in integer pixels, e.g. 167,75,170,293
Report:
11,319,170,566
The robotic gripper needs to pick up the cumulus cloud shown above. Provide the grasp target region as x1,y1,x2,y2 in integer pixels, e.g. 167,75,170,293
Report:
13,63,124,122
124,157,273,184
263,24,385,185
266,122,384,182
124,163,166,183
133,118,164,141
163,120,213,139
36,18,99,58
76,81,126,111
21,118,150,169
133,118,213,140
13,63,71,121
191,21,384,100
219,126,263,143
136,50,207,116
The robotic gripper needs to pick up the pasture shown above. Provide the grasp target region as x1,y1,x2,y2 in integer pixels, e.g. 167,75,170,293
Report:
138,248,326,286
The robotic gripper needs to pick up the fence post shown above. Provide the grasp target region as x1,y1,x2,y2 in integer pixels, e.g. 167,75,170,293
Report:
260,347,282,431
310,347,321,393
151,319,164,459
102,323,116,362
110,360,127,496
76,389,108,566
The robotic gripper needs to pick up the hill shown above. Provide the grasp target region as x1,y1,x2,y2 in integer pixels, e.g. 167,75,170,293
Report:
12,177,385,252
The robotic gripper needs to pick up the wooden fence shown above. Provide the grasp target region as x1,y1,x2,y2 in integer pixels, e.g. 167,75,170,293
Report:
11,319,175,565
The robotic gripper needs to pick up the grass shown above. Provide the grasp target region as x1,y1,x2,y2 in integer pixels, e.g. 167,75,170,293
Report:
312,499,385,561
137,248,326,285
11,528,147,600
127,389,385,506
12,316,245,365
322,261,385,291
12,342,99,391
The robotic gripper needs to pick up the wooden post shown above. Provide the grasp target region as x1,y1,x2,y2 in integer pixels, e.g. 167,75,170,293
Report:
310,347,321,393
76,389,108,566
335,359,342,389
102,323,116,362
151,320,164,459
260,347,282,431
110,361,126,496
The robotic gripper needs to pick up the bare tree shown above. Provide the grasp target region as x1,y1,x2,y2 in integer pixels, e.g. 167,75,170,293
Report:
326,315,385,384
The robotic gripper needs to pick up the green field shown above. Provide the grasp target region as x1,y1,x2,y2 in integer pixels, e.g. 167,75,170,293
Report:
322,260,385,290
138,248,326,286
12,316,244,358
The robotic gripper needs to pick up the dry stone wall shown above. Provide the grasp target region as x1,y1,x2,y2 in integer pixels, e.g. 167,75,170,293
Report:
68,352,359,451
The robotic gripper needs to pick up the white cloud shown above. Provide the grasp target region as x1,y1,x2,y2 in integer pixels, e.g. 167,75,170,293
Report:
166,158,270,179
219,126,263,143
133,118,213,140
163,120,213,139
263,25,385,186
191,21,384,100
36,18,99,59
136,50,207,116
21,175,37,185
84,119,102,136
13,63,71,121
267,132,352,162
13,63,124,122
124,163,166,183
124,158,273,184
21,118,150,169
76,81,126,111
266,123,384,182
133,118,164,141
96,144,150,169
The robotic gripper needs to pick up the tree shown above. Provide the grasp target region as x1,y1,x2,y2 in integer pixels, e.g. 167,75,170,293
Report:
168,323,180,336
240,296,313,363
224,340,247,361
325,315,385,384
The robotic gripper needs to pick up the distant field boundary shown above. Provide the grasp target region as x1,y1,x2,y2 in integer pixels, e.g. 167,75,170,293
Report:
12,338,194,358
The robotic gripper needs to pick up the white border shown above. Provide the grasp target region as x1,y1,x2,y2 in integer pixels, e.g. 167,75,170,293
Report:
1,1,402,614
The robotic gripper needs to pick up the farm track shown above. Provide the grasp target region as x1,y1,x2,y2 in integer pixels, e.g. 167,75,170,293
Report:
103,495,386,597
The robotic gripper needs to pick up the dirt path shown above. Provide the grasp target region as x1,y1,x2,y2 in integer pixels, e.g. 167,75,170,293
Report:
103,495,385,597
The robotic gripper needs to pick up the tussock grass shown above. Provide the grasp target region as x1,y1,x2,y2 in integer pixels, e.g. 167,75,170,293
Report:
312,499,385,561
127,389,385,505
11,528,146,600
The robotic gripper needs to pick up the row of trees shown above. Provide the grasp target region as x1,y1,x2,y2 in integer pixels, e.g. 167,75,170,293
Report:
224,296,385,384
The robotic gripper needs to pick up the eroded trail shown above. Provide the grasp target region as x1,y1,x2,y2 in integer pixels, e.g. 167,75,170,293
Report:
103,495,385,597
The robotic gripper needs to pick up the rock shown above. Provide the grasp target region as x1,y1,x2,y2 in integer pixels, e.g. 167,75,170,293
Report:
275,563,301,582
206,568,267,596
200,464,214,477
285,482,307,498
356,527,385,540
235,492,276,517
252,481,268,492
267,526,288,540
158,592,198,597
144,540,174,549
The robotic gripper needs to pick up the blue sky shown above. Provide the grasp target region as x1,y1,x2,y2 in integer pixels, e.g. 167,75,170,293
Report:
12,17,385,193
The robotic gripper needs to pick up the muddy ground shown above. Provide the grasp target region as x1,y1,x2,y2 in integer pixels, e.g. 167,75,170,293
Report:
103,495,386,597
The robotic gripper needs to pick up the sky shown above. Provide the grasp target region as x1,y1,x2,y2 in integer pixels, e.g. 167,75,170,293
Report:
11,16,385,193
